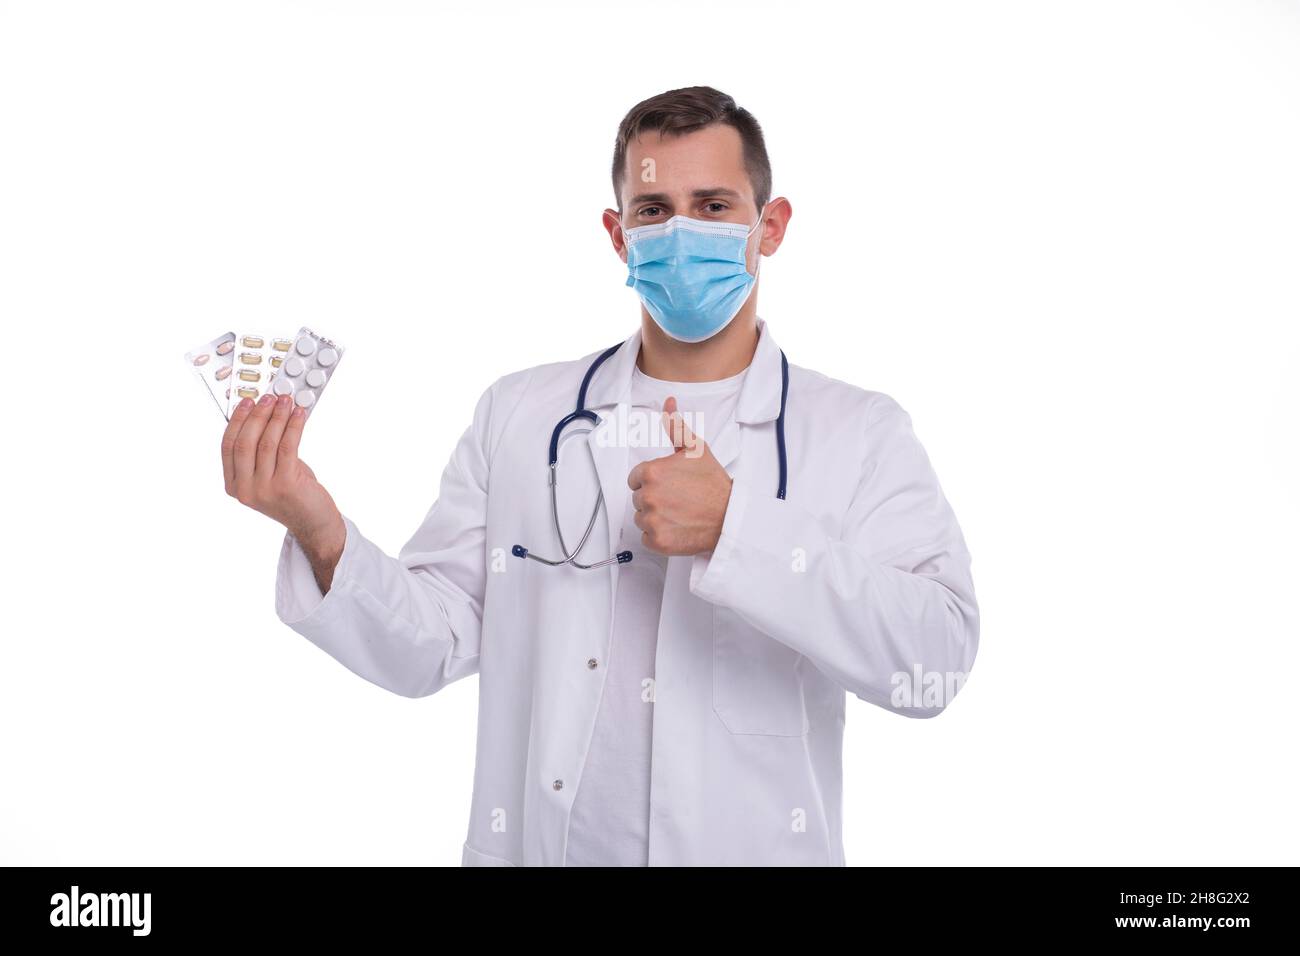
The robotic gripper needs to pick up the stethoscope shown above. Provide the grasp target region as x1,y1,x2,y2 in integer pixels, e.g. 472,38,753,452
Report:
512,341,790,570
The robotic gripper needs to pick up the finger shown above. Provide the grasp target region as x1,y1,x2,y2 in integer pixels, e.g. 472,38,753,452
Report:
661,396,699,453
277,401,308,475
631,487,645,512
255,394,294,481
221,397,255,489
233,394,276,482
627,461,646,491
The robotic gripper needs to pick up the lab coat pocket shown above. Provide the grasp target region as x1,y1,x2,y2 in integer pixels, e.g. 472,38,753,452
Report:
461,841,516,867
711,606,810,737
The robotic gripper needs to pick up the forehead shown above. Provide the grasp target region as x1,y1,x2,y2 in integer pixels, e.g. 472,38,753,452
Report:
620,124,749,203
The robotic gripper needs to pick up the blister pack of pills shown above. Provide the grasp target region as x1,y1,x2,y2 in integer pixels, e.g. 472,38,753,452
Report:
184,332,236,419
183,327,344,420
266,327,345,411
227,333,294,414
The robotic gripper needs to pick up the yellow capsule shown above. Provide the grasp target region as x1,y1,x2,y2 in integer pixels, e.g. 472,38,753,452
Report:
272,338,292,352
238,368,260,382
241,336,264,349
239,352,262,365
236,386,258,400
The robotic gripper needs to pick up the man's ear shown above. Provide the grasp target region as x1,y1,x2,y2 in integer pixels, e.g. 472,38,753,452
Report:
602,208,628,263
758,197,793,257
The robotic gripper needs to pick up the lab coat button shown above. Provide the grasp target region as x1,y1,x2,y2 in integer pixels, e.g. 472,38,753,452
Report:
553,779,564,791
587,658,598,669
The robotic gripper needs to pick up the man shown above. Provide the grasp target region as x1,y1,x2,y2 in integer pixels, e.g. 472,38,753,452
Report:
221,86,979,866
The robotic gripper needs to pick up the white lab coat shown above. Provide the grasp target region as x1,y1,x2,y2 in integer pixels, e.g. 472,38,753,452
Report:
274,318,979,866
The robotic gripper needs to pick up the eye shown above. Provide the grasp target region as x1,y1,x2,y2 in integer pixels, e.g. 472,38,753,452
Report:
637,205,666,219
703,201,729,215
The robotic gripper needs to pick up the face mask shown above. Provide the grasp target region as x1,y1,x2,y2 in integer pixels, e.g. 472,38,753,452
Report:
623,206,767,343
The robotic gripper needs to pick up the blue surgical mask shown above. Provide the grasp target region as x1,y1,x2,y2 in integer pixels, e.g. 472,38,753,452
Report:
623,208,767,343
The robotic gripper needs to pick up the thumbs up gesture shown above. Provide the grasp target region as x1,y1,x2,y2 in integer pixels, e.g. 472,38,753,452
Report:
626,396,734,556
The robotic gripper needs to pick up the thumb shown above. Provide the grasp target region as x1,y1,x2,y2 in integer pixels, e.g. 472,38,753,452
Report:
662,396,700,454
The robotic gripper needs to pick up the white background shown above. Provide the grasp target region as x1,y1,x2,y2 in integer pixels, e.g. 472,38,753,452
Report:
2,0,1297,866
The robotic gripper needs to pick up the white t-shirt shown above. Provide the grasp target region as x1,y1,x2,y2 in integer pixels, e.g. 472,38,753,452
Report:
564,362,749,866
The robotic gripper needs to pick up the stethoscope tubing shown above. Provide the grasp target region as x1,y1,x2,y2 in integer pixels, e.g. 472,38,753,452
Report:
513,341,788,570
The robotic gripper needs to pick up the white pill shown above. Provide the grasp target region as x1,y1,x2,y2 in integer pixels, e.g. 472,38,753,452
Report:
317,347,339,367
284,356,305,377
272,377,295,396
294,389,316,408
295,336,317,356
305,368,326,388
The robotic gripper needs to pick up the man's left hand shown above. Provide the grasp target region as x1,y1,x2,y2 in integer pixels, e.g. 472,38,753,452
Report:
627,397,734,556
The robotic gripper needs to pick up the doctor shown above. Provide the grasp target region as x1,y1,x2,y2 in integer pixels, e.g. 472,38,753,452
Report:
220,86,979,866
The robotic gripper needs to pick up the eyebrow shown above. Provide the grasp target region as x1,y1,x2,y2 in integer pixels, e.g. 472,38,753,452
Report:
627,187,744,206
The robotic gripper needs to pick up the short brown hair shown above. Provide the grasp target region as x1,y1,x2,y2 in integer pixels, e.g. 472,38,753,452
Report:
611,86,772,213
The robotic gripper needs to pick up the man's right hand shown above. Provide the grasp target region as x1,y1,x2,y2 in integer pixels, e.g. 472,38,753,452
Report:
222,393,346,593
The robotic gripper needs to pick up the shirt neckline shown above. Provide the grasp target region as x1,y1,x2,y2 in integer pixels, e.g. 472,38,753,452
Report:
630,363,750,397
